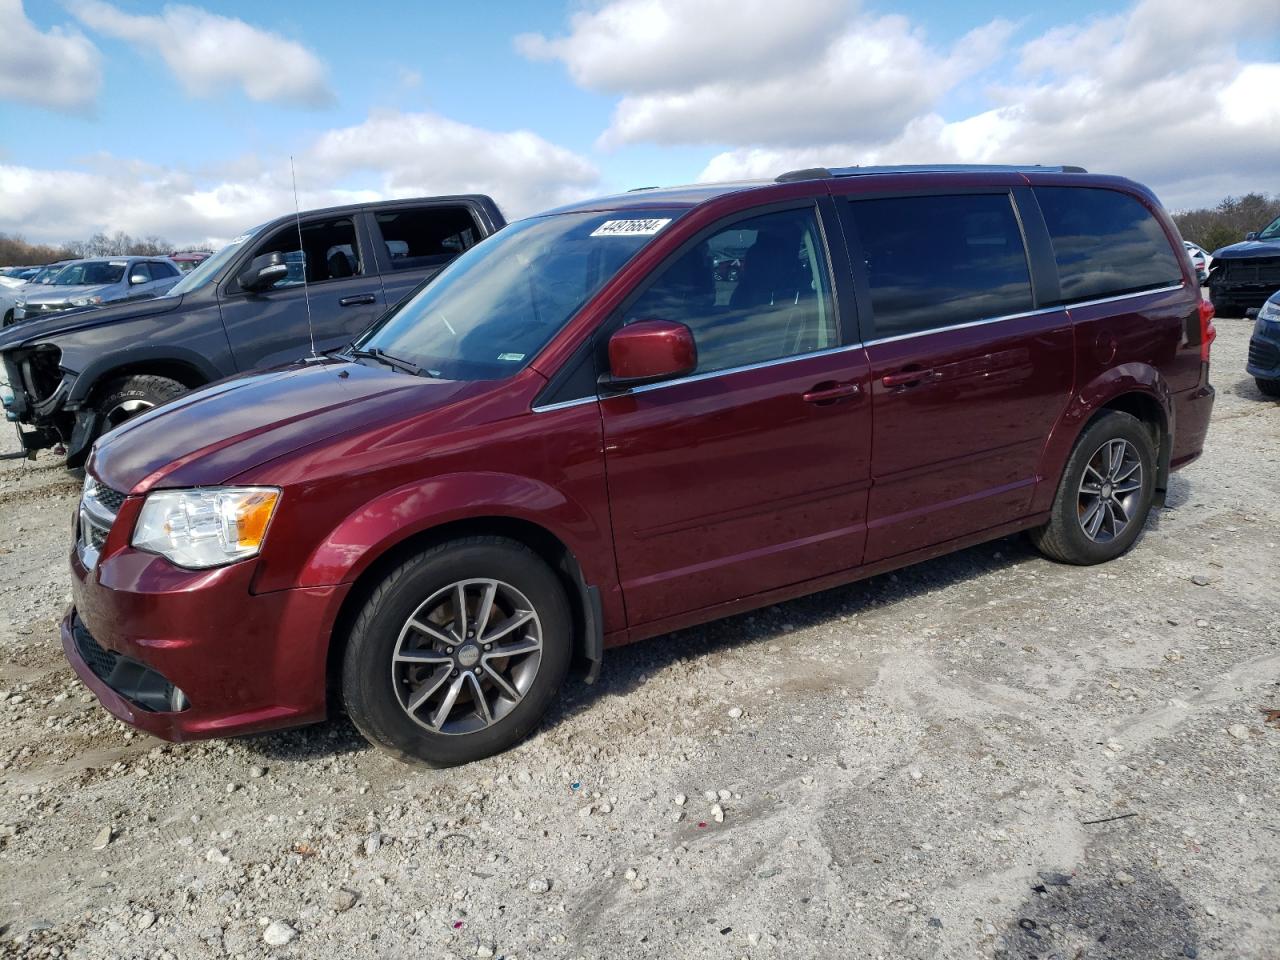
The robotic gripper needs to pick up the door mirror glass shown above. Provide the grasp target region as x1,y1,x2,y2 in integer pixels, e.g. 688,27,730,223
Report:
605,319,697,388
238,251,289,292
1246,231,1258,241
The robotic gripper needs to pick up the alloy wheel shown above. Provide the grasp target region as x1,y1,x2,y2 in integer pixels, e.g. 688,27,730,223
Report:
390,578,543,735
1077,438,1143,543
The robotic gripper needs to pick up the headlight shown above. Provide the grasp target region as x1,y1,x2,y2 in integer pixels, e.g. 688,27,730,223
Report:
1260,299,1280,323
69,296,103,307
133,487,280,568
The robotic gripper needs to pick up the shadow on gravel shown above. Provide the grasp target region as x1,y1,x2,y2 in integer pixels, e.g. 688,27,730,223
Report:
1001,866,1200,959
544,532,1044,730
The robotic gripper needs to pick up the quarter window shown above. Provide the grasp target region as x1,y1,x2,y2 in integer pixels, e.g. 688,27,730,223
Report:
1034,187,1183,303
623,207,837,375
847,193,1033,339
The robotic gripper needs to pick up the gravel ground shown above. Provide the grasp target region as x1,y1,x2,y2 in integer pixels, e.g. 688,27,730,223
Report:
0,317,1277,960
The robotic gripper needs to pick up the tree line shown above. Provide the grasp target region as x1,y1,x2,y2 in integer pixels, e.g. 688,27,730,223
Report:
1,231,210,266
1173,193,1279,253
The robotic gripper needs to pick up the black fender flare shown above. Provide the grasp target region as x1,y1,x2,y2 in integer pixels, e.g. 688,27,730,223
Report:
66,346,225,407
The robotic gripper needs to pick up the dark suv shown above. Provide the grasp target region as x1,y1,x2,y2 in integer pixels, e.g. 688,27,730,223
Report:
63,165,1215,766
0,195,505,467
1208,213,1280,316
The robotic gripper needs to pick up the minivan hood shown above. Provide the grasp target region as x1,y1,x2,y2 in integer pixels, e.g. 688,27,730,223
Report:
90,359,485,492
0,293,183,350
1212,238,1280,259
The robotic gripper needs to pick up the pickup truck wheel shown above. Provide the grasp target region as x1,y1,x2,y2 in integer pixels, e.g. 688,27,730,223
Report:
1257,377,1280,398
342,537,571,766
96,375,187,432
1030,411,1156,565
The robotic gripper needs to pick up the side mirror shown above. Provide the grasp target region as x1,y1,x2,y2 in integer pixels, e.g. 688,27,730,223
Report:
237,251,289,292
602,319,697,389
1246,231,1258,241
129,273,148,285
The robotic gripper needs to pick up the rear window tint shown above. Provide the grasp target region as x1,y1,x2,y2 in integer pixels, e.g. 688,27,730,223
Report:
1034,187,1183,303
847,193,1033,339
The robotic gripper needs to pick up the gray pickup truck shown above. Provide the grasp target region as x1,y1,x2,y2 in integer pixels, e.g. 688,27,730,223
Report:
1,195,505,467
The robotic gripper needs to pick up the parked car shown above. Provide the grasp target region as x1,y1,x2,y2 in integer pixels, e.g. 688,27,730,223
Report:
0,196,505,466
1208,214,1280,316
1184,241,1212,283
13,257,182,323
169,251,212,272
20,259,77,288
1246,289,1280,397
61,165,1214,766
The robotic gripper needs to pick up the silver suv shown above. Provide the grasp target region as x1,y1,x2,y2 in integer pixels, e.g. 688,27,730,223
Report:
14,257,182,322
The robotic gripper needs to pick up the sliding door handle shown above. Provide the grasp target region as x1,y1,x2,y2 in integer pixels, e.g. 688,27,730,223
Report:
881,367,934,388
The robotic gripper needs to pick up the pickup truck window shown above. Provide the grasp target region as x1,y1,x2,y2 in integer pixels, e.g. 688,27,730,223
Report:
355,209,684,381
374,207,481,272
244,217,363,290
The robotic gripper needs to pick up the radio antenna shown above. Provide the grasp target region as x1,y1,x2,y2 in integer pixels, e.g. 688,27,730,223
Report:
290,155,319,361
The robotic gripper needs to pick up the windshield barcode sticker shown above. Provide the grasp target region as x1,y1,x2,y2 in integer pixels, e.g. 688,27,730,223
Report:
497,352,525,362
590,218,672,237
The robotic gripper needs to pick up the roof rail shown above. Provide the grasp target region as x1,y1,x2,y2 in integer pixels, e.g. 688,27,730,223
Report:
775,163,1087,183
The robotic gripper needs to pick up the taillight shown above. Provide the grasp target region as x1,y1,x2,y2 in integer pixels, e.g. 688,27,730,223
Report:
1199,298,1216,361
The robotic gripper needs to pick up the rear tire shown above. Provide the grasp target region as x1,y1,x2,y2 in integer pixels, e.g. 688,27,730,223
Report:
95,374,187,435
1257,377,1280,398
1030,411,1157,565
342,537,572,766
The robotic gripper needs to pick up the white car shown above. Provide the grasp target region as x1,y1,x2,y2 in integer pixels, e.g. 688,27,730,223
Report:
1184,241,1213,283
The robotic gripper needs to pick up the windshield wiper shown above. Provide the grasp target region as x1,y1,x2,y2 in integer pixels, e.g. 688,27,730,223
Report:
348,346,422,377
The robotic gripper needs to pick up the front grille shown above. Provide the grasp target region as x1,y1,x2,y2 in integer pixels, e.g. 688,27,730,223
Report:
77,479,123,569
89,480,126,513
74,621,121,683
1249,338,1280,369
1221,258,1280,284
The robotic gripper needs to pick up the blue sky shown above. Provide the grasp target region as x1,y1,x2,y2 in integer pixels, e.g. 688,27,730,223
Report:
1,0,1277,245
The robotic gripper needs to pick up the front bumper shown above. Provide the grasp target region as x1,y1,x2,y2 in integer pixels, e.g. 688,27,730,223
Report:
66,539,349,741
1246,316,1280,381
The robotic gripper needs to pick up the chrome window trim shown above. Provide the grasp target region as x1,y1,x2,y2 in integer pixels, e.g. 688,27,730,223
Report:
530,281,1186,410
861,282,1186,348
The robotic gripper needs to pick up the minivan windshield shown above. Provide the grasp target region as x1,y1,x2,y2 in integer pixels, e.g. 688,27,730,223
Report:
354,209,684,380
166,225,265,297
52,261,127,285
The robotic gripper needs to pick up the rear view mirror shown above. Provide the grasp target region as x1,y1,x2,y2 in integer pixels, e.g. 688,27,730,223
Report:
602,319,697,389
1246,231,1258,241
237,251,288,292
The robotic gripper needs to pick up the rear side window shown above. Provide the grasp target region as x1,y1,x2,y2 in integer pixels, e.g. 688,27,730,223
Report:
847,193,1033,339
623,206,837,375
1034,187,1183,303
374,207,480,272
150,260,179,278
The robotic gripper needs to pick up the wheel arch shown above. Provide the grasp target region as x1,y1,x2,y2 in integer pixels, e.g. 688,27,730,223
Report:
1036,365,1174,512
324,515,604,701
70,348,221,407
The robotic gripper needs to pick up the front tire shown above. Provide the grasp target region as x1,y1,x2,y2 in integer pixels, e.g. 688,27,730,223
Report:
341,537,572,766
1030,411,1157,565
1257,377,1280,398
95,374,187,434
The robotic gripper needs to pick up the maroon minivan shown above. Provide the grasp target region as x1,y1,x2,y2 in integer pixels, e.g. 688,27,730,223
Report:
64,165,1216,765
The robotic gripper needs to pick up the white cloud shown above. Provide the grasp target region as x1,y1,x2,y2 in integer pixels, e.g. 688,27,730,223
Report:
69,0,333,107
0,111,599,246
307,110,600,214
520,0,1014,148
692,0,1280,208
0,0,101,113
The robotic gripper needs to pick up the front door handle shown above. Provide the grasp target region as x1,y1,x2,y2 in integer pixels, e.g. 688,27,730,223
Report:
881,367,935,388
802,381,860,404
340,294,377,307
